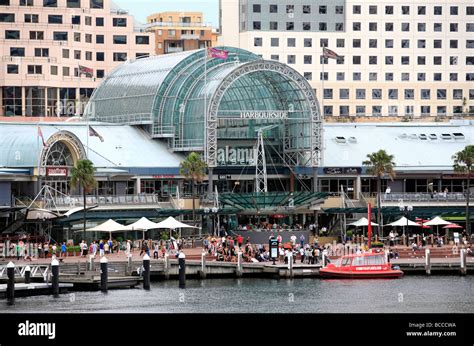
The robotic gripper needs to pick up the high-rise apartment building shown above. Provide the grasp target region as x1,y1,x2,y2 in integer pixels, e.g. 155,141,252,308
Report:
0,0,155,119
219,0,474,119
146,12,218,55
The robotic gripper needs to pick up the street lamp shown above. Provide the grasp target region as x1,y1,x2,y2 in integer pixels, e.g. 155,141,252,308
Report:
399,204,413,236
204,207,220,237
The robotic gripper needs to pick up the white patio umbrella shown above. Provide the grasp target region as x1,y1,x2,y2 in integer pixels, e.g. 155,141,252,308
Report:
86,219,128,239
347,217,379,227
386,216,421,236
124,217,161,239
424,216,451,237
154,216,198,239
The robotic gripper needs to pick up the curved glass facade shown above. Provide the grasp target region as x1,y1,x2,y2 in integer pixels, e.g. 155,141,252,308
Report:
87,47,321,168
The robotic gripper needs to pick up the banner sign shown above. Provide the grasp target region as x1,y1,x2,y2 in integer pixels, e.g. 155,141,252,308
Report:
323,167,362,175
46,167,68,177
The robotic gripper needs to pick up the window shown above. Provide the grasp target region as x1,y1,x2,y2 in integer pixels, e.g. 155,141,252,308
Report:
353,39,361,48
304,38,312,47
50,65,58,75
336,39,344,48
85,34,92,43
340,106,349,116
418,6,426,15
337,56,345,65
385,40,394,48
96,52,104,61
388,89,398,99
62,66,69,76
304,55,312,64
418,40,426,48
468,7,474,15
72,15,81,25
287,38,295,47
337,72,345,81
369,22,377,31
96,17,104,26
405,89,414,99
24,14,37,23
53,32,68,41
385,6,393,14
319,23,326,31
254,37,262,47
353,5,361,14
43,0,57,6
30,31,44,40
369,73,377,81
385,23,393,31
353,22,361,31
67,0,80,8
401,56,410,65
85,16,91,25
5,30,19,39
318,6,325,14
450,40,458,49
271,37,279,47
369,6,377,14
113,18,127,27
269,4,277,13
324,106,332,116
386,73,394,81
321,72,328,80
335,23,344,31
421,106,431,115
85,51,92,60
286,5,294,13
304,72,312,81
270,55,279,61
418,56,426,65
48,14,64,24
269,22,278,30
62,49,69,58
450,73,458,81
287,55,295,64
402,73,410,81
20,0,34,5
418,73,426,81
353,56,361,64
402,6,410,14
253,22,261,30
467,40,474,48
434,23,442,32
434,40,442,48
401,40,410,48
320,38,328,47
286,22,294,30
303,22,311,31
372,106,382,116
388,106,398,116
402,23,410,32
467,56,474,65
356,106,366,116
27,65,42,74
434,73,442,81
340,89,349,99
369,56,377,64
353,72,361,81
253,4,260,13
451,6,458,15
372,89,382,99
90,0,103,8
418,23,426,32
467,73,474,81
467,24,474,32
324,89,333,99
7,64,18,74
356,89,366,99
0,13,14,22
437,89,447,99
451,23,458,32
74,32,80,42
96,35,104,44
335,6,344,14
437,106,446,115
434,6,442,15
34,48,49,57
453,89,463,99
451,56,458,65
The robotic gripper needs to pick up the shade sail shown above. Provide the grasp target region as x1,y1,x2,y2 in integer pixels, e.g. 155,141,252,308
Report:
87,219,128,232
124,217,160,231
154,216,198,230
386,216,421,227
424,216,451,226
347,217,379,227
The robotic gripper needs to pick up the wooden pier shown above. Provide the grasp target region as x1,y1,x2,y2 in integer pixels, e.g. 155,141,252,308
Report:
0,283,73,298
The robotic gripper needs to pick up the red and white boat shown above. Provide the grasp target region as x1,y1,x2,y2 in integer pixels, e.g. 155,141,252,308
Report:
319,251,404,279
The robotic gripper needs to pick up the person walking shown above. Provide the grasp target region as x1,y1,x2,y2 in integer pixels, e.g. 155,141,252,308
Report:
125,240,131,257
108,239,113,254
153,242,159,259
300,234,305,248
104,241,110,255
60,242,67,258
92,241,98,257
52,243,57,257
99,240,105,257
43,242,49,259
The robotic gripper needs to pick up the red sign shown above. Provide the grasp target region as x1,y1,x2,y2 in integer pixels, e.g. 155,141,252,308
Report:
46,167,68,177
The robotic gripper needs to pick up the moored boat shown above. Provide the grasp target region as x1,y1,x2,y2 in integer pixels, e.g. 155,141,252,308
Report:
319,251,403,279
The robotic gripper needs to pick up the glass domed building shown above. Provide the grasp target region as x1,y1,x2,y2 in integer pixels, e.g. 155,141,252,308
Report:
86,47,322,192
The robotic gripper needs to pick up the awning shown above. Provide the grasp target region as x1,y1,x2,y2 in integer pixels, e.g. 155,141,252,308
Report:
386,216,421,227
347,217,378,227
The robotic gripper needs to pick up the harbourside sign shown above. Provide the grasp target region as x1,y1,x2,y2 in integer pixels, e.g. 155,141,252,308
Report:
240,111,288,119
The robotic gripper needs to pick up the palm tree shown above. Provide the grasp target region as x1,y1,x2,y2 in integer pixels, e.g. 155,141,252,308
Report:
179,152,207,227
453,145,474,235
362,150,396,235
70,160,97,237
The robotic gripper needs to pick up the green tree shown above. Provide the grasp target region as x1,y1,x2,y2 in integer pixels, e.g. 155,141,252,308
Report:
179,152,207,226
453,145,474,235
362,150,396,235
70,159,97,237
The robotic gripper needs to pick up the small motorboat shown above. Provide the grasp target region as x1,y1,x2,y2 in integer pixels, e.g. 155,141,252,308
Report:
319,251,403,279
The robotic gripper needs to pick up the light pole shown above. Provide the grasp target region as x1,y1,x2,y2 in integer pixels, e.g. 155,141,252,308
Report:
399,204,413,236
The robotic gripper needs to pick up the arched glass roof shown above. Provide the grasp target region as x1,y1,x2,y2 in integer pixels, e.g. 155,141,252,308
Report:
87,47,322,167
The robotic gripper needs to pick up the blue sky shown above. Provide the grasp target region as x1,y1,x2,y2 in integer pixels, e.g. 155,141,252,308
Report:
113,0,220,27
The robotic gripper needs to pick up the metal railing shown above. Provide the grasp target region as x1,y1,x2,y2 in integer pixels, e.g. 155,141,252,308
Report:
382,192,474,203
145,21,212,28
52,194,162,208
91,113,153,124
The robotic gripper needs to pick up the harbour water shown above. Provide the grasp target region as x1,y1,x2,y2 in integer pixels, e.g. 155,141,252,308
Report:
3,276,473,313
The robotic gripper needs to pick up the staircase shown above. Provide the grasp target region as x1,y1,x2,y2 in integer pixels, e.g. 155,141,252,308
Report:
2,212,26,234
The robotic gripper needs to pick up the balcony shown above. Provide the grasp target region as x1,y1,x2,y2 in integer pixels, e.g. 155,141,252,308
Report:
181,34,200,40
165,46,184,53
381,192,474,207
145,21,212,29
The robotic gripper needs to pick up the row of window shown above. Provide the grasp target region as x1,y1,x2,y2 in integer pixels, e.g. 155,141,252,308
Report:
7,48,147,62
252,20,474,32
0,13,127,27
299,71,473,83
250,4,474,16
0,0,104,9
255,37,474,49
320,88,474,101
323,105,474,117
5,31,149,44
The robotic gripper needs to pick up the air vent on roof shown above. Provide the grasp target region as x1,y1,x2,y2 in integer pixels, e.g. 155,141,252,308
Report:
429,134,437,140
335,136,346,143
453,133,465,140
441,133,452,140
419,134,427,140
348,137,357,143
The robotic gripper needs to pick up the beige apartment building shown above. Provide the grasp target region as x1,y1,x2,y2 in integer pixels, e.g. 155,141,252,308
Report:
146,11,218,55
219,0,474,119
0,0,155,119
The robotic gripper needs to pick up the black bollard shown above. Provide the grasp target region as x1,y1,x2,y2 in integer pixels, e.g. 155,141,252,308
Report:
24,265,31,284
51,258,59,298
178,252,186,289
143,254,150,290
7,262,15,305
100,256,108,292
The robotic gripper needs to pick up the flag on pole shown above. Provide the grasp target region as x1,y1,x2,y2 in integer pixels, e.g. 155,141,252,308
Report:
207,47,229,60
78,65,94,77
88,126,104,142
37,126,47,147
322,47,340,60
